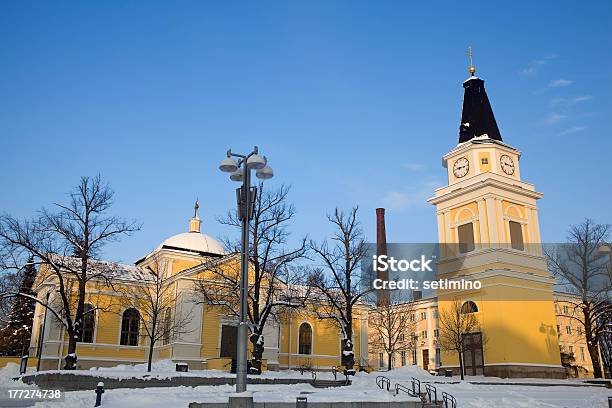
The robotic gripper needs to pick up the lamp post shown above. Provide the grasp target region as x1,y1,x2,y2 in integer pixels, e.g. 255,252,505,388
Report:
219,146,273,392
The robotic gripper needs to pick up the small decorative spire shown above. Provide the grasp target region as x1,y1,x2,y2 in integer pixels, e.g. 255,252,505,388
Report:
189,200,202,233
466,46,476,76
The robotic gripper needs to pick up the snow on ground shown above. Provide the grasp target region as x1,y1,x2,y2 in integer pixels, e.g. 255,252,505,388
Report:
1,362,609,408
29,359,338,381
0,363,38,387
384,366,611,408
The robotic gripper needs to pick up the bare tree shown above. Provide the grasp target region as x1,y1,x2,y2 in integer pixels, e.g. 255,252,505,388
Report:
120,258,193,372
546,219,611,378
368,291,416,370
0,176,139,369
307,207,372,374
438,299,482,380
195,183,307,374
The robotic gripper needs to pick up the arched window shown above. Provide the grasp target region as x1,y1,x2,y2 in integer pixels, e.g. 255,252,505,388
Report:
162,307,172,345
298,322,312,355
120,308,140,346
461,301,478,314
79,304,95,343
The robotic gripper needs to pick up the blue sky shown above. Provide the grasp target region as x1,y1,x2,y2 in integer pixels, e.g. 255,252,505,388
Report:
1,1,610,264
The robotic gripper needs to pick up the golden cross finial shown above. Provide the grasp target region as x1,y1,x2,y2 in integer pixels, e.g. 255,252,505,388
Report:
466,46,476,75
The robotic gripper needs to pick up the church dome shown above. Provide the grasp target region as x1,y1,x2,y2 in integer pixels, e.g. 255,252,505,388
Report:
158,232,225,256
156,200,226,257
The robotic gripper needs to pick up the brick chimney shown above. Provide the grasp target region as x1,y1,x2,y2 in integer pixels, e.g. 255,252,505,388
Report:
376,208,390,306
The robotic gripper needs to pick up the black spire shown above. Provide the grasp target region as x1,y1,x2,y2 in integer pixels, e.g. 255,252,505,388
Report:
458,76,502,143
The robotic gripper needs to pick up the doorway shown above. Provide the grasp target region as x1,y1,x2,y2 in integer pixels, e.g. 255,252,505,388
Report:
462,332,484,375
220,325,238,359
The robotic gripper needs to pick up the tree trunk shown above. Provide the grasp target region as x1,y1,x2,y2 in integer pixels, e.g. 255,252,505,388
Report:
64,336,77,370
147,339,155,372
587,340,602,378
582,306,603,378
387,352,392,371
249,332,264,375
341,322,355,374
458,346,465,380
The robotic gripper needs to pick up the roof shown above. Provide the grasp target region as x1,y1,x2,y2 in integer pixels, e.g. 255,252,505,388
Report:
458,75,503,143
41,255,153,283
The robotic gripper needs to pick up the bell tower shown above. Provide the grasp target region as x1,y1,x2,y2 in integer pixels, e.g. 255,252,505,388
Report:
428,58,564,378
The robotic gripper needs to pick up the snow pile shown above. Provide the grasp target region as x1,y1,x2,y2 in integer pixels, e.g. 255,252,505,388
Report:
91,359,177,373
0,363,37,388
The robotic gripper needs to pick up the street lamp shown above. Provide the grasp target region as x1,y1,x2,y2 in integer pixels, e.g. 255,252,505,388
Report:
218,146,273,393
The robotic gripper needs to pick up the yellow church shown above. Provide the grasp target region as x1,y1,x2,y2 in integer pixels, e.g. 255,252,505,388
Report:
26,62,598,379
29,209,370,372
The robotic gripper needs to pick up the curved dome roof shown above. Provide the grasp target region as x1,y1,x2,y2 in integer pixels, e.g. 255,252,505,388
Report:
158,232,225,256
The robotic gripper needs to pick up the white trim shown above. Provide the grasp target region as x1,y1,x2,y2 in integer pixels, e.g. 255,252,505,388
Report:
453,268,555,284
453,207,476,224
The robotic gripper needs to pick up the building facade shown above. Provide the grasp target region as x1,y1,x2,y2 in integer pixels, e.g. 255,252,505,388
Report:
30,210,369,371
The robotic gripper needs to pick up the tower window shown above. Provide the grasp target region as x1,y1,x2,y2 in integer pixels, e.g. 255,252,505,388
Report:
458,222,475,253
509,221,524,251
481,158,488,165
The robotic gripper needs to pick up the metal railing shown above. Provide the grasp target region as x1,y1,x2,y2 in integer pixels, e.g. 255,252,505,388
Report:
411,377,421,396
394,382,418,397
425,383,438,404
442,391,457,408
375,375,390,391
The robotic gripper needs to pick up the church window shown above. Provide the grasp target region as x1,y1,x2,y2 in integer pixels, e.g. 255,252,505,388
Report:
458,222,475,253
568,345,573,354
120,308,140,346
565,326,572,335
461,300,478,314
481,158,488,165
162,307,172,345
563,305,569,315
421,311,427,320
79,304,95,343
577,326,583,336
580,347,585,361
298,322,312,355
434,329,439,338
509,221,524,251
421,330,428,339
401,350,406,366
379,353,384,368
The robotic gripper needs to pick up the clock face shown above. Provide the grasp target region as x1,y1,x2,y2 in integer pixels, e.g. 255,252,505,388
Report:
500,154,515,175
453,157,469,178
